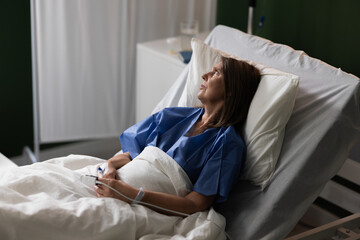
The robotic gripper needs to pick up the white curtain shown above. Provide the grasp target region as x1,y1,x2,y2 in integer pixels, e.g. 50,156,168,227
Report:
33,0,217,143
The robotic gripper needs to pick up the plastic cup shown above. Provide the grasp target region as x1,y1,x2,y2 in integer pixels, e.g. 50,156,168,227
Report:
180,20,199,51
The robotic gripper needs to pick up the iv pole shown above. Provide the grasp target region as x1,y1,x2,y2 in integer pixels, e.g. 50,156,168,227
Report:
23,0,40,164
247,0,256,35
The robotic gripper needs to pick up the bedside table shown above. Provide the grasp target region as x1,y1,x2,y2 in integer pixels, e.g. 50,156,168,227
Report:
135,33,209,122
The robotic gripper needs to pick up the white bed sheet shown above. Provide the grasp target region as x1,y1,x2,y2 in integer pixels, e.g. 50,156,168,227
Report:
0,147,226,240
154,25,360,239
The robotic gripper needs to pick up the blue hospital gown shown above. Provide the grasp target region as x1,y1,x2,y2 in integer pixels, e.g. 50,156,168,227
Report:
120,107,246,203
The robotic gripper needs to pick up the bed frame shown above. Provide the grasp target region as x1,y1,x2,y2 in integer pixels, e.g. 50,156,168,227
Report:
155,25,360,239
287,213,360,240
290,157,360,238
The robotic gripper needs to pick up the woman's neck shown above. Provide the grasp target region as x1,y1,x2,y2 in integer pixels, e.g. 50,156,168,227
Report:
186,104,223,137
201,103,223,127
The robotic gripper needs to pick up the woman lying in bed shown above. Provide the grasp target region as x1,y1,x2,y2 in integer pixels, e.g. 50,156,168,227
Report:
95,56,261,216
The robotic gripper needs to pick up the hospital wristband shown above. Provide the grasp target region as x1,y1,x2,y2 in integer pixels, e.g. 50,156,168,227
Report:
132,187,145,204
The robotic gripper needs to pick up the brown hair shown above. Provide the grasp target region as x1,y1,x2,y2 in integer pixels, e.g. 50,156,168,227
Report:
209,56,261,132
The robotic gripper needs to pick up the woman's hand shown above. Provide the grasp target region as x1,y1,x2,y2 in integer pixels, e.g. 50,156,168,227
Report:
94,178,137,204
102,161,119,179
102,152,132,179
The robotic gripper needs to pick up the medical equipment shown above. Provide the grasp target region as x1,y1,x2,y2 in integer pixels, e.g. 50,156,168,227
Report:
80,175,98,187
97,167,105,178
247,0,256,34
79,174,232,240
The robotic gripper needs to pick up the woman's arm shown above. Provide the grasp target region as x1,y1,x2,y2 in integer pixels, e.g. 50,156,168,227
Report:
102,152,132,179
94,178,215,216
108,152,132,168
142,190,216,216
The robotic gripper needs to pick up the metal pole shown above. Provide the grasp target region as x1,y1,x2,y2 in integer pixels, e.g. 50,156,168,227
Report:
30,0,40,162
247,0,256,35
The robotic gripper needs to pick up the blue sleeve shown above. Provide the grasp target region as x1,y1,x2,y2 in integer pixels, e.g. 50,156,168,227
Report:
119,113,158,159
192,127,246,203
120,107,198,159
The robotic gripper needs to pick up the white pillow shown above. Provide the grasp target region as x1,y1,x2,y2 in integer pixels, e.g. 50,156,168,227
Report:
179,38,299,190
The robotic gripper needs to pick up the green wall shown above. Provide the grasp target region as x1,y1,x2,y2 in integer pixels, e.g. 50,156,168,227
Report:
217,0,360,78
0,2,33,158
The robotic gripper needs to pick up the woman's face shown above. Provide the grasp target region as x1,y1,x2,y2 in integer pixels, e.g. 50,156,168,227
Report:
197,61,225,105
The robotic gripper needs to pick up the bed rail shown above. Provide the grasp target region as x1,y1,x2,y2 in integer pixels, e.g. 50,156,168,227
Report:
295,158,360,233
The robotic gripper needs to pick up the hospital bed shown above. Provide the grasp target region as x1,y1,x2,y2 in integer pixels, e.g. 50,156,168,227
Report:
154,25,360,239
1,25,359,240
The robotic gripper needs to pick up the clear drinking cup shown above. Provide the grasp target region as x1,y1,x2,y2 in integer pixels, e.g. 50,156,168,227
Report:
180,20,199,51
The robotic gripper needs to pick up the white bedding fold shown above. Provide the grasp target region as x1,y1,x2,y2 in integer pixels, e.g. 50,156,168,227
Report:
118,146,193,197
0,146,225,240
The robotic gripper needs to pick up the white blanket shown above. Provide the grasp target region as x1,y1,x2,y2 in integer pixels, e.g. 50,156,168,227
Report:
0,146,226,240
